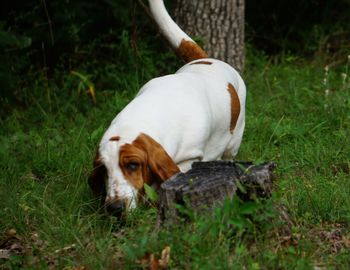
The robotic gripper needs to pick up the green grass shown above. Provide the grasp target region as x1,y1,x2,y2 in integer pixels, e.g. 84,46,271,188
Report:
1,49,350,269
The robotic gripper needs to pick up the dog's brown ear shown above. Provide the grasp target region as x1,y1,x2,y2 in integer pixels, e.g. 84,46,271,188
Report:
134,133,180,182
88,151,106,199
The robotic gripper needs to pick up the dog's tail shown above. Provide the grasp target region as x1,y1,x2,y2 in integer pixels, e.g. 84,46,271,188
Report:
147,0,208,63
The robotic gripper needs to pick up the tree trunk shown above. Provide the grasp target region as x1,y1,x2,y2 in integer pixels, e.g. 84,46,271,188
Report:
174,0,245,73
157,161,276,225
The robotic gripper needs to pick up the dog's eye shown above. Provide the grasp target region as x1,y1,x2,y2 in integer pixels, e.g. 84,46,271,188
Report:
126,162,140,172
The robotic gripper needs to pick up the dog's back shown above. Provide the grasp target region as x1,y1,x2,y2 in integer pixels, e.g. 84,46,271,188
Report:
106,57,245,163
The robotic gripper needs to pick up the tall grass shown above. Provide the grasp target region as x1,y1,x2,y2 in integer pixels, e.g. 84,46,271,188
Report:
0,46,349,269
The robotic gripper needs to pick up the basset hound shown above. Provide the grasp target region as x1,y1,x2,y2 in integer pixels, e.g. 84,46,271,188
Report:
88,0,246,217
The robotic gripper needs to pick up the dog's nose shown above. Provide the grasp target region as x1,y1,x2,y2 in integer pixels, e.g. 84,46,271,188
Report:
106,201,125,217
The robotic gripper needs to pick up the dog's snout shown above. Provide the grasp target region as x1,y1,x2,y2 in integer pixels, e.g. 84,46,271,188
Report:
106,201,125,217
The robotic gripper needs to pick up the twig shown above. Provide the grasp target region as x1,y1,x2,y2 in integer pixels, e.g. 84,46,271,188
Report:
137,0,153,20
42,0,54,45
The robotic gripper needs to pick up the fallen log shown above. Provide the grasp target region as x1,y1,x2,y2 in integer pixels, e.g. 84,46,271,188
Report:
157,161,276,225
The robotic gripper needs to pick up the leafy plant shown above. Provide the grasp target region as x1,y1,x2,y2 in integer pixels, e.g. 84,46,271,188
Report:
70,71,96,103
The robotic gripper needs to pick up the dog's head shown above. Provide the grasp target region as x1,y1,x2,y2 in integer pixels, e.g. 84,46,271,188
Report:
88,133,180,217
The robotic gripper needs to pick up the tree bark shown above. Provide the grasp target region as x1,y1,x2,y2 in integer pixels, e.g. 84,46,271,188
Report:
173,0,245,72
157,161,276,225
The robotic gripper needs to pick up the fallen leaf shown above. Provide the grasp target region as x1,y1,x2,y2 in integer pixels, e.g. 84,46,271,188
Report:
137,246,171,270
54,243,76,254
159,246,171,268
65,267,88,270
7,229,17,237
149,254,159,270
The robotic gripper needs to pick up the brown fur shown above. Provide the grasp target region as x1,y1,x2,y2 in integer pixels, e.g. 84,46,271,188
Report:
190,60,213,65
176,39,208,63
227,83,241,133
109,136,120,141
119,133,180,189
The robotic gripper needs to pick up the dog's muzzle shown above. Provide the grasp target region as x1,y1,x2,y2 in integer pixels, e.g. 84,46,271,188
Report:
105,200,125,218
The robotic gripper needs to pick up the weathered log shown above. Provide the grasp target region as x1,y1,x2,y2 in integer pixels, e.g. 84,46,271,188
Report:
157,161,276,224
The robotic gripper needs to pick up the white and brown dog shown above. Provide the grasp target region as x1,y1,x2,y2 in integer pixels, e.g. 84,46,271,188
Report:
89,0,246,216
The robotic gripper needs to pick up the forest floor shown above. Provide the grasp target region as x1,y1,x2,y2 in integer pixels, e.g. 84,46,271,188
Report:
1,51,349,269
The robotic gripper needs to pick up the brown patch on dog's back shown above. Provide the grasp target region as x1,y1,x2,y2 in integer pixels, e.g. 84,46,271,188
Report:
176,39,208,63
109,136,120,141
190,60,213,65
227,83,241,133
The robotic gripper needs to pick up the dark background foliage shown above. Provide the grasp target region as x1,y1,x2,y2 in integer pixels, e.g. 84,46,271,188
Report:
1,0,349,102
246,0,350,54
